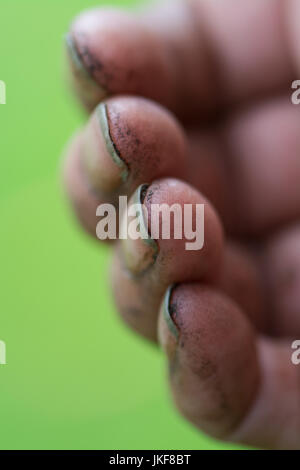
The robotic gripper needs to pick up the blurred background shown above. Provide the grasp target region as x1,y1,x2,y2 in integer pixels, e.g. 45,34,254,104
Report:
0,0,240,449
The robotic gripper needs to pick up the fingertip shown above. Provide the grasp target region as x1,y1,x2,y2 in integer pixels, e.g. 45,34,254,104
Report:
159,283,260,439
64,30,108,111
80,96,187,197
120,178,224,280
81,102,129,195
67,8,173,111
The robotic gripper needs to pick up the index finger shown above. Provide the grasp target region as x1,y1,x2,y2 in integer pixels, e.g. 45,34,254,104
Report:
65,0,294,121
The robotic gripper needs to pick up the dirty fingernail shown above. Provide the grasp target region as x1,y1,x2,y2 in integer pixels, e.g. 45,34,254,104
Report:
64,33,107,110
163,284,179,340
81,103,129,194
121,184,158,275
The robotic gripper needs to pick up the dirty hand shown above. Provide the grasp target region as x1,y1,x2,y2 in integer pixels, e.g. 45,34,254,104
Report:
63,0,300,449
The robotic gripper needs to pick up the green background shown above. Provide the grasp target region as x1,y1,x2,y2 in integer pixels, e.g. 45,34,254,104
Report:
0,0,238,449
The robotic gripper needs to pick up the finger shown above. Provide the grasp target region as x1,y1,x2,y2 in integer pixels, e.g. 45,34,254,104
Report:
230,339,300,449
158,284,260,439
216,242,267,333
221,96,300,235
111,178,224,341
159,284,300,448
63,96,186,237
187,96,300,235
64,5,187,115
65,0,293,120
263,224,300,337
198,0,293,105
65,94,300,239
111,179,267,341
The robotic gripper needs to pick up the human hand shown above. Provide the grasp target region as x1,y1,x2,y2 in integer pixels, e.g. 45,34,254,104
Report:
63,0,300,449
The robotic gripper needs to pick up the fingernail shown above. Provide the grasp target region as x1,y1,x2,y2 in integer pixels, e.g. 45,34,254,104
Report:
163,285,179,340
121,184,158,275
81,103,129,194
64,33,107,110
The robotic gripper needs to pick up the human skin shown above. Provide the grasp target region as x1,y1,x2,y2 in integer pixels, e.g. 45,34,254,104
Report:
63,0,300,449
